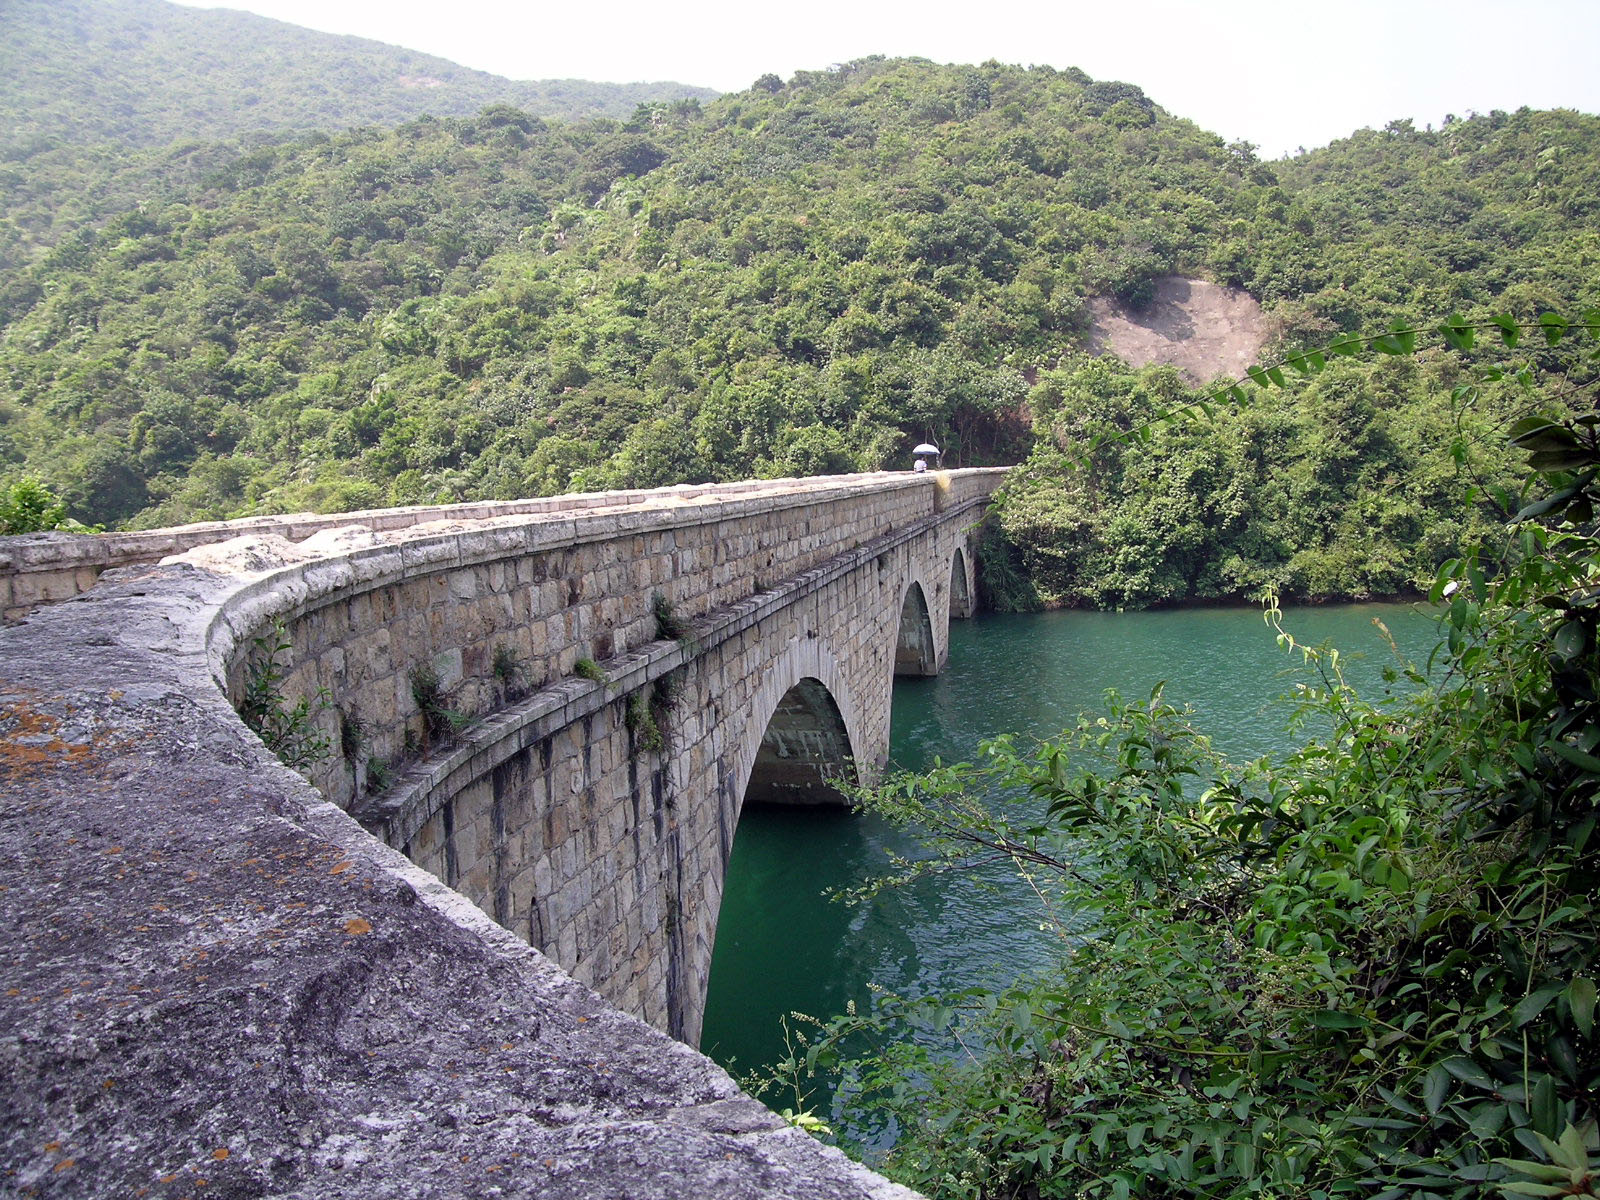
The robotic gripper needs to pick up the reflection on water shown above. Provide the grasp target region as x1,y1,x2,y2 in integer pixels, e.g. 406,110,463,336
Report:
700,602,1440,1120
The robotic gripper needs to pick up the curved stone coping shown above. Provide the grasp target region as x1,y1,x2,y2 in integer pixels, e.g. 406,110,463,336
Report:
0,523,926,1196
0,475,834,570
351,492,993,848
195,469,1006,691
1,471,1010,625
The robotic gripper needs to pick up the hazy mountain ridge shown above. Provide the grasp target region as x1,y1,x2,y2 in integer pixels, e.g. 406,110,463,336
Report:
0,0,719,155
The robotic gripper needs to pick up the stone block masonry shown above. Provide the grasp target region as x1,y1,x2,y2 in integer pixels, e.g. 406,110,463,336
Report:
0,470,1003,1199
0,474,903,625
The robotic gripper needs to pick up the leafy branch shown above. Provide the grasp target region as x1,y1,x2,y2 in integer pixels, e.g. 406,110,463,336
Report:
239,620,332,771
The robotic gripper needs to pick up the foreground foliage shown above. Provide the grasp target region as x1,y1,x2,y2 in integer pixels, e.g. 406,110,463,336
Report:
798,330,1599,1198
0,477,95,534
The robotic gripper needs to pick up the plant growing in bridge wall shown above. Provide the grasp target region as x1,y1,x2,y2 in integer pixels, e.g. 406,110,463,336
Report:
652,591,687,641
410,663,470,747
365,754,395,793
625,689,665,754
339,708,366,760
239,620,332,772
491,643,527,703
799,312,1600,1199
574,657,608,684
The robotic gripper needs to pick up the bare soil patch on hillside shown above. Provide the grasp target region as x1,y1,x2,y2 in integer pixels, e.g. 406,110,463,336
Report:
1086,276,1268,386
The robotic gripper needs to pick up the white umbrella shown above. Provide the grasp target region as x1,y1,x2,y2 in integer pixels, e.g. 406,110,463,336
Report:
912,443,940,456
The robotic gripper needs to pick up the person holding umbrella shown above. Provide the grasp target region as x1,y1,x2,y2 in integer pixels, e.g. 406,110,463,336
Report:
912,442,940,473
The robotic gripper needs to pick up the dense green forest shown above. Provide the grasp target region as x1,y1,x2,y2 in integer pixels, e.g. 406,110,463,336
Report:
1,36,1596,607
0,0,713,258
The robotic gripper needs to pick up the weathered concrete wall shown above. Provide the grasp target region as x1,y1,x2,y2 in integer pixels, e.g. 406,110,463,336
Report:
0,470,1004,1199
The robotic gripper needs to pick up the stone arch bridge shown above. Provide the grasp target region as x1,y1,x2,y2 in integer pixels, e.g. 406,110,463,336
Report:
0,469,1004,1198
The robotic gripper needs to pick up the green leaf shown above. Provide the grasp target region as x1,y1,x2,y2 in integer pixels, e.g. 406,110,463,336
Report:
1498,1155,1571,1182
1567,978,1595,1035
1246,364,1273,389
1233,1141,1257,1177
1527,448,1595,473
1555,1123,1591,1169
1530,1073,1561,1137
1422,1063,1450,1115
1552,620,1587,661
1539,312,1569,346
1507,417,1579,452
1310,1009,1367,1030
1492,313,1522,347
1514,985,1565,1027
1469,1102,1509,1138
1551,741,1600,773
1438,314,1475,351
1330,334,1363,357
1441,1057,1497,1090
1499,1183,1571,1197
1513,481,1585,523
1265,365,1286,387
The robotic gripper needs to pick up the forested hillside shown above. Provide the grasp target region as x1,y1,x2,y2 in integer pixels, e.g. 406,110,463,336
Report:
1,50,1595,606
2,0,716,150
0,0,714,254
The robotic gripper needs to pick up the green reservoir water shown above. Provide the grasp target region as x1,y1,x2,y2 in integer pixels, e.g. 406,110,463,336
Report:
699,602,1441,1123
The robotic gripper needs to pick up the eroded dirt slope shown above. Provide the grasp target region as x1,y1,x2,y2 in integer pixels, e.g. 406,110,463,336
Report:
1087,276,1268,385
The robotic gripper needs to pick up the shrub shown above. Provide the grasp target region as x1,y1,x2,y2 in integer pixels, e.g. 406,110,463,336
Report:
239,620,331,771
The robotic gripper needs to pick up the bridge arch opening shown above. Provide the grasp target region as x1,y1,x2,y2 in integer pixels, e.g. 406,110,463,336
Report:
743,676,858,807
894,581,938,677
950,547,974,620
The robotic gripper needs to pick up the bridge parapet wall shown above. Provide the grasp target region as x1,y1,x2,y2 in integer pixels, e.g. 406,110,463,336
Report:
0,472,911,624
202,471,998,813
189,470,1001,1037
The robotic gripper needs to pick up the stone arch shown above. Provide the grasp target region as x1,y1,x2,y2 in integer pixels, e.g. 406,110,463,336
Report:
744,679,856,807
949,545,974,620
894,579,939,677
730,637,866,817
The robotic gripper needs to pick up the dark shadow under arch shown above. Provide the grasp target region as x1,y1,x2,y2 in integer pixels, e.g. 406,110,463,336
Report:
744,676,857,807
950,548,973,620
894,581,938,677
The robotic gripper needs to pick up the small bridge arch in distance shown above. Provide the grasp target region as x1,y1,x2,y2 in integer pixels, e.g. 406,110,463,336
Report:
894,577,940,677
950,545,975,619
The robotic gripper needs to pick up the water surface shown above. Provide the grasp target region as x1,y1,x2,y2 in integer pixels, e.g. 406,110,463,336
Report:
700,603,1440,1117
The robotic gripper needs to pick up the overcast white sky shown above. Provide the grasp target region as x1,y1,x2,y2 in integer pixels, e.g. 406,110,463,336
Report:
170,0,1600,159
